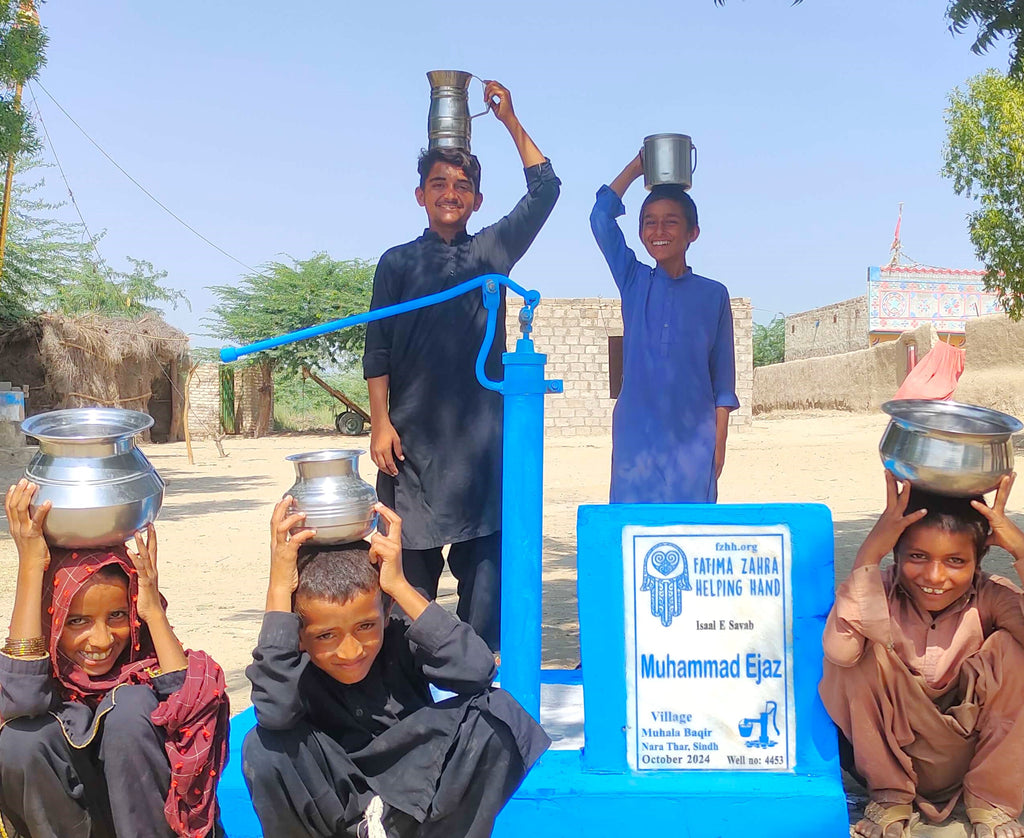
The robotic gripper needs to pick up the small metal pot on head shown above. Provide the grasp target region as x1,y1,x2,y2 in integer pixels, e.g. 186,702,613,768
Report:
642,133,697,191
285,450,378,545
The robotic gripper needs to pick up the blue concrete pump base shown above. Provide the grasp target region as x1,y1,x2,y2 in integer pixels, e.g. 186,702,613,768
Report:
497,749,847,838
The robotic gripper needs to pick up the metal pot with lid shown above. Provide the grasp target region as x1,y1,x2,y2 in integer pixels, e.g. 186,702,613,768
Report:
21,408,165,548
285,450,378,545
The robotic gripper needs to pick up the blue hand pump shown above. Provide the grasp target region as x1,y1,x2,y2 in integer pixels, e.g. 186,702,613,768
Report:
220,274,562,719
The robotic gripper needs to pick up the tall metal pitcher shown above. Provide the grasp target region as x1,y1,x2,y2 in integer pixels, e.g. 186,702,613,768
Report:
426,70,489,151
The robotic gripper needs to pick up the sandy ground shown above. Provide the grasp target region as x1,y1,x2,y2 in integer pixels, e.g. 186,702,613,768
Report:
2,411,1022,835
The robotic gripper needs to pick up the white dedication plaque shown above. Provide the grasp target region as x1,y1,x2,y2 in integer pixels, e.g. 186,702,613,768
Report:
623,525,796,771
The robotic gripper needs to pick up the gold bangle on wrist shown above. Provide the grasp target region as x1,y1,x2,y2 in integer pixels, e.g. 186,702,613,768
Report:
2,637,48,657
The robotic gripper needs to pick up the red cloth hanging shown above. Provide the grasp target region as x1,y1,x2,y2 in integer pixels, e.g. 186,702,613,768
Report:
893,340,965,401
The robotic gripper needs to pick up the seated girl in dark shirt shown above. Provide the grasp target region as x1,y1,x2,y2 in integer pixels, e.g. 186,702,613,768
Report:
0,480,229,838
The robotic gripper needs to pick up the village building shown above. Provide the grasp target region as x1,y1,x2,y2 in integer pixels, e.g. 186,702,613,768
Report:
784,264,1003,362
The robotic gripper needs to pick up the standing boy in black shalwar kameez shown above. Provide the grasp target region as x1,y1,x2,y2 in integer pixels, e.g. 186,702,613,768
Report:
242,499,550,838
362,79,560,651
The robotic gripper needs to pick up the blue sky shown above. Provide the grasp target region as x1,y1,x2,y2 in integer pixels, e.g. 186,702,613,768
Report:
23,1,1009,344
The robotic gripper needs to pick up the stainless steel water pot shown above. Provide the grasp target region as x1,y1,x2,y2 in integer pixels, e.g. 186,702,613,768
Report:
21,408,165,548
285,450,377,545
642,133,697,191
426,70,489,151
879,400,1022,497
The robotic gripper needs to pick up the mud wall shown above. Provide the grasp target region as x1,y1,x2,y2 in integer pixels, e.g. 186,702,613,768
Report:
954,315,1024,420
754,324,936,413
755,313,1024,418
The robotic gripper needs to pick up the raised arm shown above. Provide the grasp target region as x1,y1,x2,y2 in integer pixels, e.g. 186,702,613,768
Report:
408,604,498,694
1,481,58,719
590,154,645,292
5,480,50,646
823,473,927,666
485,80,545,169
473,81,560,270
127,524,187,674
609,152,644,200
971,473,1024,566
247,498,318,729
972,474,1024,643
370,505,495,692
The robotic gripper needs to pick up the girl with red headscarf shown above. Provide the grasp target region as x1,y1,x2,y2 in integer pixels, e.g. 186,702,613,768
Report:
0,480,229,838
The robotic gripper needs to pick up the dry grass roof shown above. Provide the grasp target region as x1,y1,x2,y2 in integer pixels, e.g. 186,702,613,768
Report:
0,312,189,413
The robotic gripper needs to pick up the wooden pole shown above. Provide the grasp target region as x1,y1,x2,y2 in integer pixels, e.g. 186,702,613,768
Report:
183,362,199,465
168,355,182,442
0,80,24,277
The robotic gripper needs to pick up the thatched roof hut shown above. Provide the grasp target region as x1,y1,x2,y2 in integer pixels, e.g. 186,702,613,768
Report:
0,312,189,441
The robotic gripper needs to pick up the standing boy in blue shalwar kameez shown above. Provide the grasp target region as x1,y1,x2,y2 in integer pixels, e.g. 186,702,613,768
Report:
590,152,738,504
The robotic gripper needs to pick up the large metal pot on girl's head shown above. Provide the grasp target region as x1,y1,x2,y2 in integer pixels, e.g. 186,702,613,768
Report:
879,400,1021,497
21,408,165,548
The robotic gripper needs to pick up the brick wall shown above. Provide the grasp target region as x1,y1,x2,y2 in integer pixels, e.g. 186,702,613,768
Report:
731,298,753,427
506,296,753,438
784,295,869,361
233,363,272,437
185,362,271,439
186,363,222,440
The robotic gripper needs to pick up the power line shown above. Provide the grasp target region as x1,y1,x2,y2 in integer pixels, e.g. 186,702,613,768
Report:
26,83,106,268
30,80,262,277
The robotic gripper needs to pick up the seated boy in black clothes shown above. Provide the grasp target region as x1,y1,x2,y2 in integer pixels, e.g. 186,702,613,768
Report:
242,499,550,838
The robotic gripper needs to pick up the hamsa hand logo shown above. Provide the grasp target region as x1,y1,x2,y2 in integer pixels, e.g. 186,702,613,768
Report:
641,542,691,627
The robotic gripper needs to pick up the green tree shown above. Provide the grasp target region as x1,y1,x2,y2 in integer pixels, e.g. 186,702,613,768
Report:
753,315,786,367
942,69,1024,320
0,0,46,158
0,158,185,322
0,161,91,321
206,253,376,373
44,256,187,317
947,0,1024,77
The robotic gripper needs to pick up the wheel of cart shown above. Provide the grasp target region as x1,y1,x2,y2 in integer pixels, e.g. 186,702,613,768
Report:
335,410,365,435
300,366,371,436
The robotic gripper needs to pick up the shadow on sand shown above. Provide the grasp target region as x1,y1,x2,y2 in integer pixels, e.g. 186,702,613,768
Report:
158,471,275,521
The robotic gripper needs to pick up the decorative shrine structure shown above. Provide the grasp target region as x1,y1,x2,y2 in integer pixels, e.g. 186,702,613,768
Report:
867,264,1002,348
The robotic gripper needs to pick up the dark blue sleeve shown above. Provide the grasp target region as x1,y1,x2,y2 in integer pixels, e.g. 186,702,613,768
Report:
362,250,400,380
0,653,56,719
590,185,642,294
709,289,740,410
480,161,561,273
245,612,309,730
151,667,188,699
405,603,496,695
